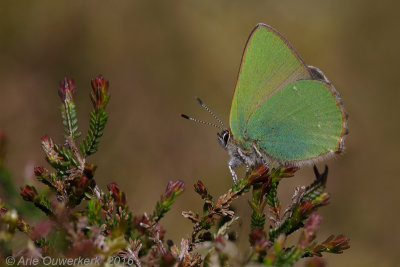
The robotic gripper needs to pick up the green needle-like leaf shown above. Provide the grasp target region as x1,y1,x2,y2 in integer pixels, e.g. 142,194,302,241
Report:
81,109,109,156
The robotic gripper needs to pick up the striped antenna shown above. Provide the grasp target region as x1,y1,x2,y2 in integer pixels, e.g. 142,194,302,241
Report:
180,113,224,131
196,97,226,128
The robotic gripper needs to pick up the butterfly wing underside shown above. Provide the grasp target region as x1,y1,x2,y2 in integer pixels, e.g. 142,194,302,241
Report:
229,23,347,163
246,80,346,163
230,24,312,146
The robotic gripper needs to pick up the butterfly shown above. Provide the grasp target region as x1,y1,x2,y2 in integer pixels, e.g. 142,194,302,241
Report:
181,23,348,184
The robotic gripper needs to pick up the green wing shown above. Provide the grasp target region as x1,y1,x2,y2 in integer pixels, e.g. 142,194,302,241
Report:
229,24,312,145
246,80,346,162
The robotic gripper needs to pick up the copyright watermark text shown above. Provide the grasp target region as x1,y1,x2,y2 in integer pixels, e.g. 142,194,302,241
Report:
5,256,100,266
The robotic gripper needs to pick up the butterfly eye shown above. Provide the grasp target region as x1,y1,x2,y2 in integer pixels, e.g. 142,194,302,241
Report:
217,130,230,149
223,130,230,144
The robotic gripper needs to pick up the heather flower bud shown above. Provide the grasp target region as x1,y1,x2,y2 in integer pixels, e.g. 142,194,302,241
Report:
298,201,314,218
249,228,264,245
133,215,151,234
20,185,39,202
276,166,298,178
107,182,126,206
194,181,208,199
84,164,97,179
0,207,9,215
73,176,90,196
165,180,184,200
17,216,31,233
41,135,62,164
90,75,110,110
330,235,350,252
298,213,322,249
247,164,270,184
58,77,77,102
312,192,330,207
292,201,314,223
250,229,271,253
33,166,45,176
315,234,350,255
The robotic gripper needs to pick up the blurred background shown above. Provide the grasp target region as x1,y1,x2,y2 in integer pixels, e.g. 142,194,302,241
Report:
0,0,399,266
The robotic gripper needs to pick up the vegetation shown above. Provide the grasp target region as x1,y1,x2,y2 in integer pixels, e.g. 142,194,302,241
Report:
0,76,349,266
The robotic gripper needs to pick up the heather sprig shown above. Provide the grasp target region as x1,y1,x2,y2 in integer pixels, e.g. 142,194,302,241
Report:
81,75,110,157
0,76,349,266
152,180,184,223
58,77,81,140
19,185,53,217
268,166,330,242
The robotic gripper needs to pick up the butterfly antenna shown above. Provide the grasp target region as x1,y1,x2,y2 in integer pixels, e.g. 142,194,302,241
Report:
180,113,224,131
196,97,226,128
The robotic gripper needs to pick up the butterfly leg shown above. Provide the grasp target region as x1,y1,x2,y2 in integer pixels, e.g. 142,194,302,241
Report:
237,148,251,173
228,165,239,185
228,156,242,185
253,144,268,166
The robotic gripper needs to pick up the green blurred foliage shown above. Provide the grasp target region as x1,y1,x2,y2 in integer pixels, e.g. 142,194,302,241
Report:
0,0,399,266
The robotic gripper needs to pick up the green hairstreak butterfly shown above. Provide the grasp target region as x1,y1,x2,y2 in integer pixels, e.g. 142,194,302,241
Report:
181,23,348,183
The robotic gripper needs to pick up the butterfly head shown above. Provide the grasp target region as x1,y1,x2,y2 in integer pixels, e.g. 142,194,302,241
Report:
217,129,230,149
181,97,230,148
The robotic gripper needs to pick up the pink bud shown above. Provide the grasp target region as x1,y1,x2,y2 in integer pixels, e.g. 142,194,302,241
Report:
58,77,77,102
165,180,184,199
20,185,39,202
90,75,110,110
107,182,126,206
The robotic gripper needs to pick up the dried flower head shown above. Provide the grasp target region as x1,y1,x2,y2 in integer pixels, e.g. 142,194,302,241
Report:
133,215,151,234
41,135,62,164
